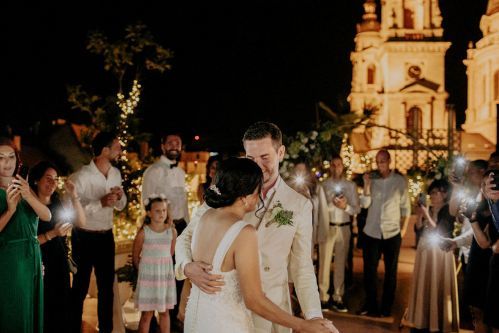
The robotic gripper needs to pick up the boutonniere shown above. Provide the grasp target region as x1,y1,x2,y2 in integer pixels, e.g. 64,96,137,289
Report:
265,201,294,227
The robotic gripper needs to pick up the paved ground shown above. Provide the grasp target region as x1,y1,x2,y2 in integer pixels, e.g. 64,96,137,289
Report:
82,217,473,332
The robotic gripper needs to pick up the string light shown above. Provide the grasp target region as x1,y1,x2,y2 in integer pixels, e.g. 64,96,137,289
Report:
117,79,142,162
340,134,354,180
408,175,425,204
110,79,144,241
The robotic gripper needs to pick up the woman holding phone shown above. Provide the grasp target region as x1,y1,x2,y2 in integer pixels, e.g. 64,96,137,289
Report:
0,137,52,333
29,161,86,333
406,179,459,332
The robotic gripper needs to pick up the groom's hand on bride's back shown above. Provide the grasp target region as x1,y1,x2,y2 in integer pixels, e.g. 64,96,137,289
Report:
184,261,224,294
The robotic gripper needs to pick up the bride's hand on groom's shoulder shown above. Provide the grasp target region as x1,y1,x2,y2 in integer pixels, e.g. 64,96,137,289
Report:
295,318,339,333
184,262,225,294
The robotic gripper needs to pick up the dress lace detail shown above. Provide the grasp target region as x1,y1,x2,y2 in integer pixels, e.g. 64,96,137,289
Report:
184,220,254,333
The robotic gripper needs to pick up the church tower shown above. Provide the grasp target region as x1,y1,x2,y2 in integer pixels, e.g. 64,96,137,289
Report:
462,0,499,146
349,0,451,168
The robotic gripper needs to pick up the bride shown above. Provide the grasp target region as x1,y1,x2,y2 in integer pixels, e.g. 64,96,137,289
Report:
184,157,335,333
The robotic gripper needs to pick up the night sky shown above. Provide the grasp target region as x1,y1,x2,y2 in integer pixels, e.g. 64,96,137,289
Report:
2,0,489,152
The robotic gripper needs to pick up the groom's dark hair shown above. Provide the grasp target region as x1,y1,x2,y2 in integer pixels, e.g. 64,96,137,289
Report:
242,121,282,150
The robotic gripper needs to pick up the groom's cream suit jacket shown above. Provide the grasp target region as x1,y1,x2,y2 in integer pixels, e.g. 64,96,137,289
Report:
175,177,322,333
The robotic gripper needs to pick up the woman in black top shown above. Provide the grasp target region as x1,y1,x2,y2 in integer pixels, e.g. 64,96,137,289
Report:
470,172,499,331
29,161,86,333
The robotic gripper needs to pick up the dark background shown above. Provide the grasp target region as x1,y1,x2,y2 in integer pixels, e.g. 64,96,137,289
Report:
1,0,489,151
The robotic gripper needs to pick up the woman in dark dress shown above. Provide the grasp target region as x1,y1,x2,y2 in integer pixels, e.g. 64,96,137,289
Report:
462,197,494,333
29,161,86,333
196,155,220,204
471,171,499,332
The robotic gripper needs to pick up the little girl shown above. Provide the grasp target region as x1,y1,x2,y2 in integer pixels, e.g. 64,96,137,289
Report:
133,195,177,333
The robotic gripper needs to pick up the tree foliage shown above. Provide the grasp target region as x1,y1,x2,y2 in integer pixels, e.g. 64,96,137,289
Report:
67,22,173,140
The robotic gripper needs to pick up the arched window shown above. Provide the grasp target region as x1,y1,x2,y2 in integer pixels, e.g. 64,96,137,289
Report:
404,0,424,29
404,0,415,28
407,106,423,136
367,64,376,85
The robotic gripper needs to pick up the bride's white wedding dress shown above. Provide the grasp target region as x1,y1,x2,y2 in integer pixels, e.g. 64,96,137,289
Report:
184,220,254,333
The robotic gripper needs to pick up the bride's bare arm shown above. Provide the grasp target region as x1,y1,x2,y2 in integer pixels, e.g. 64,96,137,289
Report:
234,226,333,333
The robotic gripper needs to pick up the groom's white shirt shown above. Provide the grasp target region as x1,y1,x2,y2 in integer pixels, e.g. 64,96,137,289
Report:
175,176,322,332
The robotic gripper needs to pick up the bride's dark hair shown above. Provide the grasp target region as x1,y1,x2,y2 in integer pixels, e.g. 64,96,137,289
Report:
205,157,263,209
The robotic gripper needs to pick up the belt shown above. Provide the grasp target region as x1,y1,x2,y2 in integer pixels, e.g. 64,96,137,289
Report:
329,222,352,227
0,236,38,248
76,227,112,234
0,236,39,258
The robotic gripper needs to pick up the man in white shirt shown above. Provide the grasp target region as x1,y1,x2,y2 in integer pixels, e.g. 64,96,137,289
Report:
318,154,360,313
141,133,189,328
142,133,189,232
360,150,410,317
69,132,127,333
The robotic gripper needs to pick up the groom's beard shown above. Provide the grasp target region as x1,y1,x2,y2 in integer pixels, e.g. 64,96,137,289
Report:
165,149,181,161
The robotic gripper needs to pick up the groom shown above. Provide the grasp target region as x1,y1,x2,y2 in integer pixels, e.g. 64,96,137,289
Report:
175,122,338,333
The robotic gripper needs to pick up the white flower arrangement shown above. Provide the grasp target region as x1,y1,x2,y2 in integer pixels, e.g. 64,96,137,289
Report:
265,201,294,227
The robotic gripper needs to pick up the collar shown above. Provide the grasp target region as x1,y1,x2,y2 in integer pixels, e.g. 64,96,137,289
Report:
263,176,281,200
160,155,178,166
380,170,394,179
89,160,102,174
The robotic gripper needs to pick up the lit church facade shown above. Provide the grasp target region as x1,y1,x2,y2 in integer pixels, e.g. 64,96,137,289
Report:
348,0,496,171
463,0,499,148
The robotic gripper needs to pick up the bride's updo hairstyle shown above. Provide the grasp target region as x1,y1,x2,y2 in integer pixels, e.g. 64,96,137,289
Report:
205,157,263,209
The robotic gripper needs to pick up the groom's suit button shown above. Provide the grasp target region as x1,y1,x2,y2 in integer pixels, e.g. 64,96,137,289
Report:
264,266,270,272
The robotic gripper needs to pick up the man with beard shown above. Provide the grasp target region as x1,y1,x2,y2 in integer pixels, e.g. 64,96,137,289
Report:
142,133,190,330
142,133,190,233
69,132,127,333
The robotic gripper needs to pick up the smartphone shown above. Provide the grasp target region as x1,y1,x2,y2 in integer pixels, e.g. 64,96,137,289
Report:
417,193,426,206
453,157,467,181
333,185,344,198
463,198,478,219
369,170,381,179
17,164,30,180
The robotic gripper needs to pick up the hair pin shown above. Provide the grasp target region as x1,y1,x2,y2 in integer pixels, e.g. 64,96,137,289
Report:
209,184,222,196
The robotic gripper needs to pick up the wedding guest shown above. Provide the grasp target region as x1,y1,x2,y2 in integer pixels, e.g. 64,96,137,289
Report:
142,132,190,329
318,154,359,313
406,179,459,332
183,157,335,333
360,149,410,317
287,161,328,315
287,161,327,252
69,132,126,333
443,159,489,331
480,172,499,332
133,195,177,333
0,136,52,333
197,155,220,204
29,161,86,333
142,133,189,234
449,160,488,267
